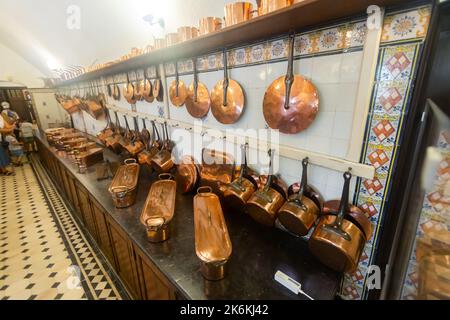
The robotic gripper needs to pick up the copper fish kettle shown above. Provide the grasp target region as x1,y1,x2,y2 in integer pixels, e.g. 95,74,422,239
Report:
108,158,140,208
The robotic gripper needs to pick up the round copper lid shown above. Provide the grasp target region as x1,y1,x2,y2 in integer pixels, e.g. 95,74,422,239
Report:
186,82,210,118
169,80,188,107
211,79,245,124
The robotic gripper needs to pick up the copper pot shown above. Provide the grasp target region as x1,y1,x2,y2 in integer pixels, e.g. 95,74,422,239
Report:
211,48,245,124
199,17,222,35
263,33,319,134
165,33,179,46
154,38,166,50
186,58,211,118
151,122,174,173
169,62,188,107
223,143,258,211
177,26,198,42
224,2,253,27
246,149,286,227
175,155,199,193
140,173,176,242
198,148,235,196
108,158,140,208
194,186,232,280
259,0,293,15
278,158,320,236
309,172,367,273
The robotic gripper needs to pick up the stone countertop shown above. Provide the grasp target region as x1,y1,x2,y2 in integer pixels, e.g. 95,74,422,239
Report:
36,132,340,300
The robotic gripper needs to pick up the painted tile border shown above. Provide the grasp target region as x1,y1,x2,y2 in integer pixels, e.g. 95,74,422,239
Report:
339,4,432,300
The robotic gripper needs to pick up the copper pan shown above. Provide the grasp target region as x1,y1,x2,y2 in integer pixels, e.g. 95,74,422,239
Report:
175,155,199,194
123,72,137,104
177,26,198,42
186,58,210,118
259,0,293,15
198,148,235,196
137,118,151,165
139,120,162,166
223,143,258,212
277,158,320,236
323,200,373,241
154,38,166,50
97,108,114,144
211,48,245,124
309,172,367,273
105,111,123,154
123,116,145,157
169,62,188,107
141,68,154,103
153,67,164,102
108,158,140,208
263,33,319,134
199,17,222,35
194,186,232,280
140,173,176,242
112,75,121,101
246,149,286,227
151,122,174,173
224,2,253,27
131,71,143,101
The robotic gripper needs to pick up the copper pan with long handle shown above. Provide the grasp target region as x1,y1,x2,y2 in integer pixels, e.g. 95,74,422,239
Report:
169,61,188,107
211,48,245,124
186,57,211,118
141,67,154,103
309,171,367,273
123,72,136,104
132,70,143,101
277,158,320,236
263,33,319,134
153,67,164,102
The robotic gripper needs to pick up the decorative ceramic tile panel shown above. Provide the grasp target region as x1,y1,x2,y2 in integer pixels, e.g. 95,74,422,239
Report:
340,4,432,300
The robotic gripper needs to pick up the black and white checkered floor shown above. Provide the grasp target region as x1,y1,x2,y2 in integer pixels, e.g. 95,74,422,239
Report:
0,158,129,300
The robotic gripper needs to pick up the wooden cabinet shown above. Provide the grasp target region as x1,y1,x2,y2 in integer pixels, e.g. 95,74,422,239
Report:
108,219,141,299
66,173,81,220
90,199,115,266
134,246,177,300
60,165,71,202
76,183,97,240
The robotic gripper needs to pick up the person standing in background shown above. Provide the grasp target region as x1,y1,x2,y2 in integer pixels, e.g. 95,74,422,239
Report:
1,101,20,139
20,120,36,154
0,112,14,175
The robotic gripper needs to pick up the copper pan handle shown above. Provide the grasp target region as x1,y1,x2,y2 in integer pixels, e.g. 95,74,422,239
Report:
291,157,308,209
222,48,229,107
159,173,174,180
284,32,295,110
175,62,179,97
124,158,137,165
322,171,352,241
193,58,199,102
197,186,213,195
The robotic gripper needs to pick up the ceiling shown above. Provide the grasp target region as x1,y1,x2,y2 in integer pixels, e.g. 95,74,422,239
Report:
0,0,246,77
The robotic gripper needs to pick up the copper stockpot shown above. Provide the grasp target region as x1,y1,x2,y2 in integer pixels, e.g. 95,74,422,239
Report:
108,158,140,208
165,33,179,46
199,17,222,35
154,38,166,50
277,158,320,236
309,172,367,273
224,2,253,27
140,173,176,242
246,150,286,227
194,186,232,280
169,62,187,107
223,143,258,212
175,155,199,194
151,122,174,173
177,26,198,42
186,58,211,118
263,33,319,134
198,148,235,196
211,48,245,124
259,0,293,15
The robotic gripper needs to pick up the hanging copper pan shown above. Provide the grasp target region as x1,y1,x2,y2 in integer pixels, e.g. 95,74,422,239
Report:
132,70,143,101
151,122,174,173
211,48,245,124
309,172,367,273
141,67,154,103
153,67,164,102
277,158,320,236
263,33,319,134
175,155,199,194
223,143,258,211
123,72,136,104
186,58,211,118
169,62,188,107
112,75,121,101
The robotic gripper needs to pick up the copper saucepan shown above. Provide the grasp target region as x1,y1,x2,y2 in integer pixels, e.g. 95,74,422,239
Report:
277,158,320,236
199,17,222,35
259,0,293,15
198,148,236,197
154,38,166,50
246,149,286,227
211,48,245,124
137,119,152,165
309,172,367,273
224,2,253,27
169,62,188,107
177,26,198,42
263,33,319,134
186,58,211,118
175,155,199,194
223,143,258,212
105,111,123,154
151,122,174,173
166,33,179,46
